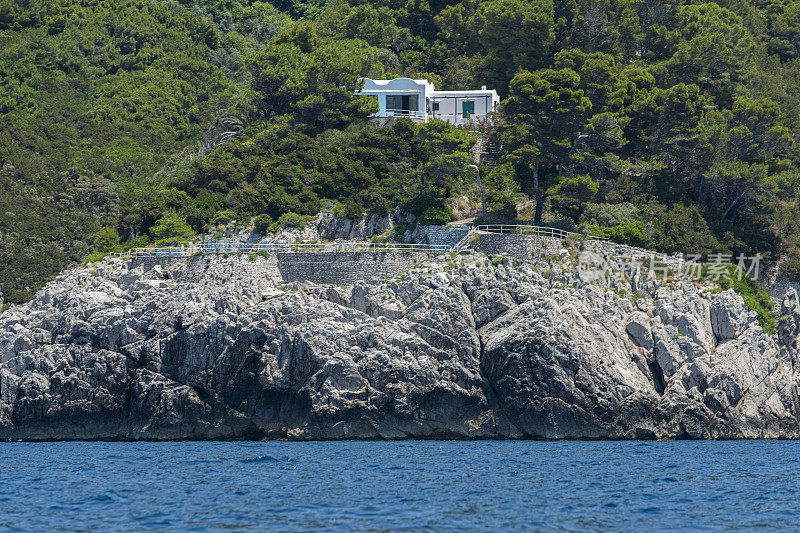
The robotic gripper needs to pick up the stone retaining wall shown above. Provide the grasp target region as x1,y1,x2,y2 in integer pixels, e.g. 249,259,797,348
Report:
133,250,437,285
476,233,563,261
411,225,471,248
130,231,687,286
181,254,281,285
276,251,432,285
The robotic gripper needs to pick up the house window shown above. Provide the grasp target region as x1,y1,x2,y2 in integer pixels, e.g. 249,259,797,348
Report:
462,100,475,119
432,102,440,112
386,94,418,114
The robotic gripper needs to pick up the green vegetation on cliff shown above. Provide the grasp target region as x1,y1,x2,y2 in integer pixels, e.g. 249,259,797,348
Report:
2,0,800,302
0,0,241,301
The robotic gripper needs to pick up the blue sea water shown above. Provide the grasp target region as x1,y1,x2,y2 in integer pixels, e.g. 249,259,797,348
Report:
1,440,799,531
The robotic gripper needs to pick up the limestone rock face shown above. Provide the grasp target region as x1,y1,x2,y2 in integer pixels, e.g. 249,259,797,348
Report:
711,289,755,341
0,251,798,440
778,289,800,351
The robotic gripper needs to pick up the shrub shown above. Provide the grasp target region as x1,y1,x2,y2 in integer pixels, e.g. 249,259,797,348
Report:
275,212,309,231
343,199,364,219
581,203,638,227
715,265,775,334
154,237,192,247
641,203,720,256
548,174,599,220
211,210,236,226
332,202,347,218
122,235,150,251
151,213,195,240
320,199,347,218
94,227,121,252
584,220,655,249
418,206,453,225
779,253,800,280
253,214,274,233
496,200,518,221
82,250,109,265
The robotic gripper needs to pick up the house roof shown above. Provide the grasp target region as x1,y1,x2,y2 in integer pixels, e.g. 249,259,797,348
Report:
430,90,498,98
360,77,434,92
362,78,429,86
358,77,499,101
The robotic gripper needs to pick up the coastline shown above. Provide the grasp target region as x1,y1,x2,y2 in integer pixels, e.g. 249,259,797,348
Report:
3,227,800,441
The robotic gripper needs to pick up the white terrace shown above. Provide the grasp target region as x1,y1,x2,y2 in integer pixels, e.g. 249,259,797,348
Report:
358,78,500,126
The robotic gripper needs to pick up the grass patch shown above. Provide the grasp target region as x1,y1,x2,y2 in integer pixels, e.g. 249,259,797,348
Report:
712,264,775,334
82,250,109,266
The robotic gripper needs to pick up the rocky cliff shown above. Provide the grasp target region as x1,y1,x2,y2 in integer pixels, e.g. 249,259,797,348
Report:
2,247,800,440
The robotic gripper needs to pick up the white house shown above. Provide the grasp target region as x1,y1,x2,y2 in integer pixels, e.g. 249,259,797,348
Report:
358,78,500,126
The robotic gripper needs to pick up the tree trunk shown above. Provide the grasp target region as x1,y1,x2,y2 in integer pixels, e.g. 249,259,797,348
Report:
534,191,545,224
531,161,544,225
532,161,543,224
695,175,705,206
722,188,748,220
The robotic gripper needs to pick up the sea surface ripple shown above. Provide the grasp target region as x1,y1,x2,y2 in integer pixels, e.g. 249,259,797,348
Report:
1,440,799,531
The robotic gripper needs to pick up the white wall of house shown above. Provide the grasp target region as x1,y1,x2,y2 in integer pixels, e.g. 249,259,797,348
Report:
430,91,498,124
359,78,499,126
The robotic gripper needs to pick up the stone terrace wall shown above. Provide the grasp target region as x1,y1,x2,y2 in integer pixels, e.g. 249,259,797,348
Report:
411,225,471,248
129,231,686,287
180,254,281,285
277,251,432,285
129,249,440,286
476,233,563,261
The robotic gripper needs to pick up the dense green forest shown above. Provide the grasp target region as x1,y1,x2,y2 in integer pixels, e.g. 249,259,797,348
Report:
2,0,800,303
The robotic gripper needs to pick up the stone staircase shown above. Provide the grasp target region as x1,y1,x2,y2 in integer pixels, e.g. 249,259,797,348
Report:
471,135,500,168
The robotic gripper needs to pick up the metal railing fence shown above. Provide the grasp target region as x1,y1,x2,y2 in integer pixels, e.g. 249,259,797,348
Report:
475,224,607,241
110,241,450,259
107,224,606,262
